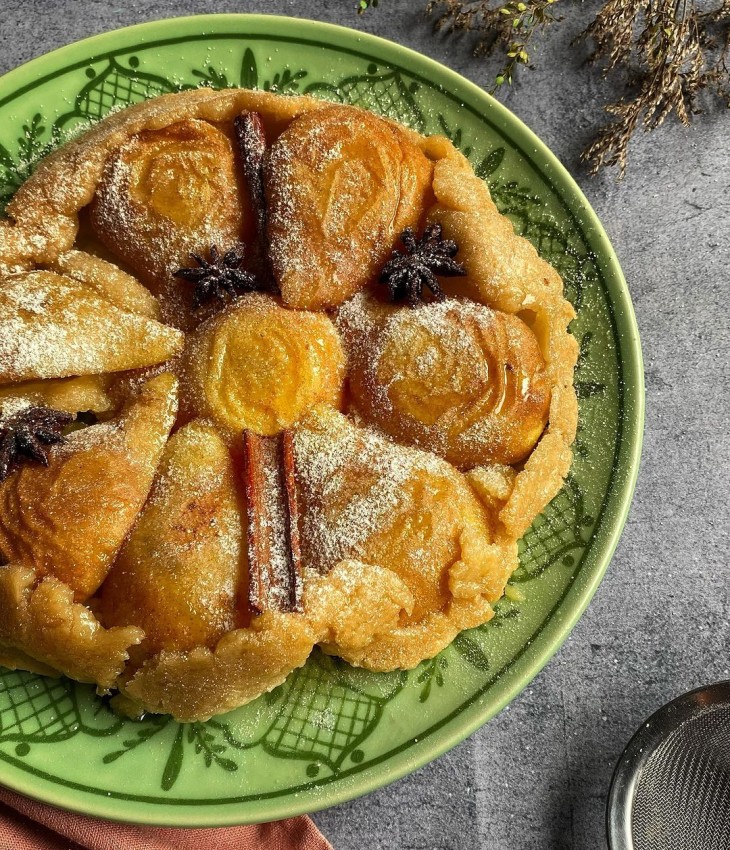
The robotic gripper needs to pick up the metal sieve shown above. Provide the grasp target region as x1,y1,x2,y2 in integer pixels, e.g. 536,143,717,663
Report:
606,681,730,850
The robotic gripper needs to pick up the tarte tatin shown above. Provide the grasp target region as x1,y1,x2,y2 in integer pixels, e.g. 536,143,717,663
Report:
0,87,577,721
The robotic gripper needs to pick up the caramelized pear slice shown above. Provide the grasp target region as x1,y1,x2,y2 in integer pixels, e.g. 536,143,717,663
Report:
0,271,183,385
0,373,178,600
292,407,517,669
183,293,345,436
53,249,161,319
266,106,433,309
338,292,551,468
90,119,253,289
99,420,247,654
0,375,115,415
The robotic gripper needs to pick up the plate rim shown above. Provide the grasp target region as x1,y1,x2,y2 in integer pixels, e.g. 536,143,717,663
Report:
0,12,644,826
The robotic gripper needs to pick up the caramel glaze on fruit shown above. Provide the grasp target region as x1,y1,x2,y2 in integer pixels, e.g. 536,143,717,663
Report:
0,88,578,721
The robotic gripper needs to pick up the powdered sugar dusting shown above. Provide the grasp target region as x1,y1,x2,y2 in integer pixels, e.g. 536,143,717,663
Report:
338,292,494,421
0,271,182,382
0,396,33,422
292,409,446,573
90,121,247,329
336,291,549,466
265,108,427,308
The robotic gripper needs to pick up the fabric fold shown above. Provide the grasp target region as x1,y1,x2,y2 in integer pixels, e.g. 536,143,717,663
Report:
0,786,333,850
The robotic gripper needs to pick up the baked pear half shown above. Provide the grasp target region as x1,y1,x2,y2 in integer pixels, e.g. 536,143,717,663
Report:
266,106,433,310
182,293,345,436
338,292,551,468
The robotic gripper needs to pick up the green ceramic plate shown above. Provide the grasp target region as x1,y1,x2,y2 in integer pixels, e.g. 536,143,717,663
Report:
0,14,643,826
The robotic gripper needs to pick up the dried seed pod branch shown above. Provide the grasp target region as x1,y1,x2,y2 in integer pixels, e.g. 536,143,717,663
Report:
419,0,729,174
426,0,561,88
579,0,646,69
580,0,730,176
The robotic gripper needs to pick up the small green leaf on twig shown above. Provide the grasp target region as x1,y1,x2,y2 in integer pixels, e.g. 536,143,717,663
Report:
426,0,561,90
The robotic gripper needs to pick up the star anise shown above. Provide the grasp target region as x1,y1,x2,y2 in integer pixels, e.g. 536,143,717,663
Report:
174,245,266,309
0,405,74,482
378,223,466,307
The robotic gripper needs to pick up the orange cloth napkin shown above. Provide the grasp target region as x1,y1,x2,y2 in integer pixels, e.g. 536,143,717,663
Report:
0,786,333,850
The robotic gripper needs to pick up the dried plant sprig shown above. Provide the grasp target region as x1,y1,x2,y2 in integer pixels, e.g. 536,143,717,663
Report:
365,0,728,175
426,0,561,88
579,0,646,70
698,0,730,86
580,0,730,175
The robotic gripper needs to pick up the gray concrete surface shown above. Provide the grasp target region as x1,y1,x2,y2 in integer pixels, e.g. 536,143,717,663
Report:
0,1,728,847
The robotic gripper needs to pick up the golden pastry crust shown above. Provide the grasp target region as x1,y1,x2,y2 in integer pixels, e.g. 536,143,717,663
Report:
182,293,345,436
338,292,551,468
291,407,517,669
498,431,573,537
0,645,61,678
426,152,579,537
304,560,415,656
0,87,577,720
99,420,248,654
465,464,517,514
0,270,183,384
0,373,178,600
266,105,433,310
118,612,316,722
0,564,143,689
0,374,115,415
304,557,494,671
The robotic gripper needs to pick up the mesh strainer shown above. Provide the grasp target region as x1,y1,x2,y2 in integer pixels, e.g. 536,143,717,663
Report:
606,681,730,850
